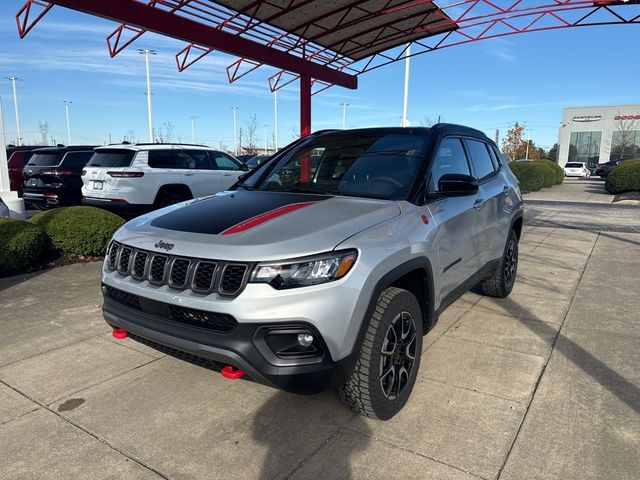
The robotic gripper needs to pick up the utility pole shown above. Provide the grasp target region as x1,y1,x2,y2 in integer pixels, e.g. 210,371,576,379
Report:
274,90,278,152
525,128,531,160
495,129,500,145
231,106,239,155
401,44,411,127
340,102,349,129
138,49,156,143
63,100,72,145
190,115,197,144
6,77,22,146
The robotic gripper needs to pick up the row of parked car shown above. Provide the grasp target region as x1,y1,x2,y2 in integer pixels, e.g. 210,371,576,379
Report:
5,143,269,215
563,158,633,178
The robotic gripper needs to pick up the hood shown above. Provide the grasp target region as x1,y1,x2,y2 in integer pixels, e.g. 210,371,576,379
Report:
114,190,400,261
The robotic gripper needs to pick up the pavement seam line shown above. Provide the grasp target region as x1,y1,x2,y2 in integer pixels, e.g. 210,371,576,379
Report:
418,376,525,406
283,427,343,479
494,231,600,480
0,372,172,480
43,357,163,407
0,331,110,370
440,334,549,360
0,406,40,427
339,425,489,480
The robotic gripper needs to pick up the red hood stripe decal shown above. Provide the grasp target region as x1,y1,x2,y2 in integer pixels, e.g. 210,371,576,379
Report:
220,201,317,235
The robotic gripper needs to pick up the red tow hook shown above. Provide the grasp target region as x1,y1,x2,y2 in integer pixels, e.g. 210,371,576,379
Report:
112,328,128,339
221,365,245,380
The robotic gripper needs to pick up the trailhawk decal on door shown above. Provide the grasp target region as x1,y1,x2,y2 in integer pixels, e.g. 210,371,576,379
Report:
150,190,330,235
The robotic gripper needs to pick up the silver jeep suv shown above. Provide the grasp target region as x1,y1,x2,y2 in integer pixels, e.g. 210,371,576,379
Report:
101,125,523,420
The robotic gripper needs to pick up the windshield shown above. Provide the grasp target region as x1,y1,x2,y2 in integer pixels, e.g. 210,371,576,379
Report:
27,153,64,167
259,133,429,200
87,150,135,167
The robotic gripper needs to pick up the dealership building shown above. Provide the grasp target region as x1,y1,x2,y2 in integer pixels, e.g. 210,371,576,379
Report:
557,104,640,169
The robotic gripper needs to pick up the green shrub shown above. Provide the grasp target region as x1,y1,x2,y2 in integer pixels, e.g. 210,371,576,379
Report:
605,159,640,194
508,160,563,192
0,218,47,276
30,206,125,256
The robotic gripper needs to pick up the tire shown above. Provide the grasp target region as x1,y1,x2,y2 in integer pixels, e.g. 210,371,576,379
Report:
480,228,519,298
339,287,423,420
155,190,190,209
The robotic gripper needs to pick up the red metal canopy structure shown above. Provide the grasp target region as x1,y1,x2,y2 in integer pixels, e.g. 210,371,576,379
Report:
15,0,640,136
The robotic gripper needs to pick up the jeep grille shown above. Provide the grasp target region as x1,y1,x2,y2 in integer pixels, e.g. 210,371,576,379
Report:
106,242,251,297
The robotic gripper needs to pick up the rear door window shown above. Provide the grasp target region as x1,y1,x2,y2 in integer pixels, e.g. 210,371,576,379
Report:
428,138,471,192
87,150,135,168
177,150,214,170
465,139,497,181
62,151,94,171
148,150,177,169
27,153,64,167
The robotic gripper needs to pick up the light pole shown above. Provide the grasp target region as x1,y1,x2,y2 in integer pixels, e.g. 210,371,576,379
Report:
231,106,239,154
190,115,197,144
273,90,278,152
263,124,269,154
6,77,22,146
340,102,349,129
401,44,411,127
138,49,156,143
525,128,532,160
63,100,72,145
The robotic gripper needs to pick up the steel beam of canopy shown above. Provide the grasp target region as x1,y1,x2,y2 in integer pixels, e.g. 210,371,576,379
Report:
45,0,357,90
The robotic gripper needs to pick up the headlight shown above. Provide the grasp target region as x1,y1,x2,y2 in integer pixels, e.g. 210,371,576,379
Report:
250,250,357,289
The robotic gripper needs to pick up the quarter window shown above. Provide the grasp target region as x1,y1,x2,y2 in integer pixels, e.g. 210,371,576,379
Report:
465,139,496,180
428,138,471,192
211,153,241,170
148,150,177,169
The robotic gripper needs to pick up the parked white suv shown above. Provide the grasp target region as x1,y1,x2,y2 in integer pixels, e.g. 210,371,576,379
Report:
563,162,591,178
82,144,247,214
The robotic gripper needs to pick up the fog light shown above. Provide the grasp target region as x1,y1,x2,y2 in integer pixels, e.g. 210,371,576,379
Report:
297,333,314,347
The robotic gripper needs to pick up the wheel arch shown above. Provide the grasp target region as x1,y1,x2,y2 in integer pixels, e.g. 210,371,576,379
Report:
153,184,193,205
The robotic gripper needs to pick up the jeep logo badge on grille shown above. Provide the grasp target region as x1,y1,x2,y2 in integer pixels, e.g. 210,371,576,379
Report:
155,240,174,251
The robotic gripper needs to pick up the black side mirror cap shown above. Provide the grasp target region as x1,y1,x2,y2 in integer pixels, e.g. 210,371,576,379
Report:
437,173,479,196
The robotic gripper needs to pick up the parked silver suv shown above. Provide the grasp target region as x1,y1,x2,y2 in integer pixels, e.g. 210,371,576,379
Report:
101,125,523,420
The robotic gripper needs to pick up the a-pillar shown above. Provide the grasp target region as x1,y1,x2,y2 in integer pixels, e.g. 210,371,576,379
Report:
0,102,26,219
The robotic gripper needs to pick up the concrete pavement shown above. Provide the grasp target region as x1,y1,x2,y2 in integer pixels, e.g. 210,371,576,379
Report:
523,178,614,203
1,227,639,479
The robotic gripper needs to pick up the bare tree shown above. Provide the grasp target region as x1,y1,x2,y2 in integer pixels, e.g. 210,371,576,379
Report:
422,116,443,127
154,122,175,143
38,121,50,146
290,124,300,141
610,115,640,161
241,115,259,154
123,130,138,143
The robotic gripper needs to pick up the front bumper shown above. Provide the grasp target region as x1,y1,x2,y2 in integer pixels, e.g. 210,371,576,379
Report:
102,289,357,394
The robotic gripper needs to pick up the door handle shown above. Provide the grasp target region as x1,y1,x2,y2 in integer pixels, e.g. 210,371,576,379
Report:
222,173,232,176
183,172,194,176
473,198,486,209
503,185,510,193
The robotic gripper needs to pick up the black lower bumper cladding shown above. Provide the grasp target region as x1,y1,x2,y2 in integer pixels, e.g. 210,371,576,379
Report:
102,287,356,394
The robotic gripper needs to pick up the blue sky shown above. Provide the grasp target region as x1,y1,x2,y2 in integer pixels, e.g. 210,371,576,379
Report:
1,2,639,151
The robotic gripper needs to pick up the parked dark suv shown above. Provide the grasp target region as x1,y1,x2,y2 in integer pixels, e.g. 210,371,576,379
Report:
6,146,38,195
22,146,96,209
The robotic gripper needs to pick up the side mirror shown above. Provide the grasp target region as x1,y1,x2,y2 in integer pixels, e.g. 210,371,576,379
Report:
241,162,250,171
438,174,479,196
